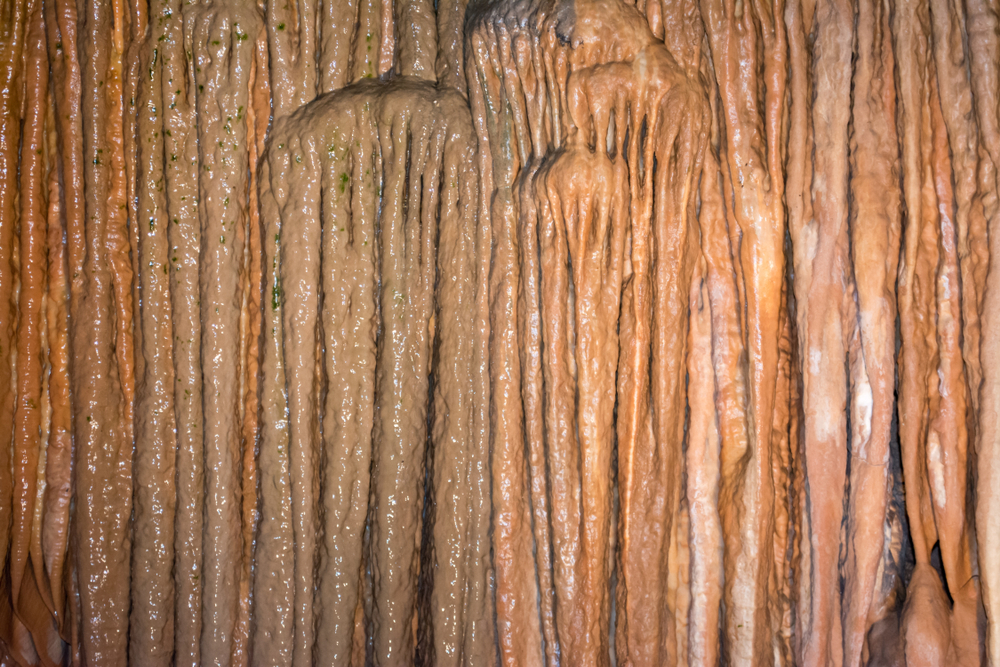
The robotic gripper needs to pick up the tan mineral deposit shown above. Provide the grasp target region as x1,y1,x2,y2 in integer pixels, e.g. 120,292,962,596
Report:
0,0,997,664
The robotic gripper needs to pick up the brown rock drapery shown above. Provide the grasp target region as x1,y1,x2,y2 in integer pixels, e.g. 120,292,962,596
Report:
0,0,998,664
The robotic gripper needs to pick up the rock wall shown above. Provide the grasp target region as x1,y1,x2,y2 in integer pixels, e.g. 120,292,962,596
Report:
0,0,997,664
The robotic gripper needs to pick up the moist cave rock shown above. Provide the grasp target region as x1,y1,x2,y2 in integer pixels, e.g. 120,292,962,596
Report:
0,0,998,664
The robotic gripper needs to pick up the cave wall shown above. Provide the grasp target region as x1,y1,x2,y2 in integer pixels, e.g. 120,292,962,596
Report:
0,0,998,664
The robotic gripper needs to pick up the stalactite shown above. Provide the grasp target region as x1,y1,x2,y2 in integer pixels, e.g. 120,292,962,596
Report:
73,0,135,661
258,77,485,667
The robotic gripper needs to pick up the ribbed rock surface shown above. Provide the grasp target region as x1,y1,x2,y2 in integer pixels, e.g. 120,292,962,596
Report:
0,0,997,664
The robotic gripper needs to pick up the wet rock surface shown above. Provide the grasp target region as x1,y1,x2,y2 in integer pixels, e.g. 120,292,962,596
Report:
0,0,997,664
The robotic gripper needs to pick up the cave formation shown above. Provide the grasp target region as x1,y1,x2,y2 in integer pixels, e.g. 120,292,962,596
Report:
0,0,998,664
